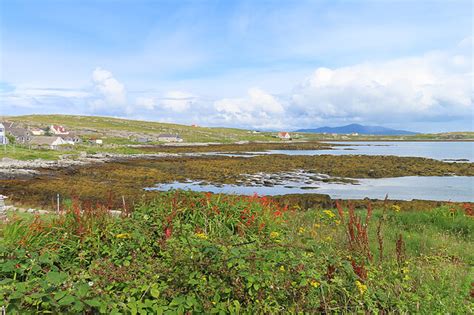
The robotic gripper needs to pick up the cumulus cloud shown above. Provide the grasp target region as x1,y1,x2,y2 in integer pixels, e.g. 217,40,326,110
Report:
161,91,195,112
135,96,156,110
1,39,472,131
290,42,472,124
89,67,127,113
212,87,285,127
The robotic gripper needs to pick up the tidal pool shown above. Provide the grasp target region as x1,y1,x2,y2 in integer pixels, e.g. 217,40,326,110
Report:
146,175,474,202
258,141,474,162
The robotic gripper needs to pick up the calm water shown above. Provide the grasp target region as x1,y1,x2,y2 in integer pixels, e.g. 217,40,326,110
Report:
147,176,474,202
264,141,474,162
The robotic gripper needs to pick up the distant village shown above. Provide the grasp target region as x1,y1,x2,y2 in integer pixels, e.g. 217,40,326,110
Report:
0,122,184,150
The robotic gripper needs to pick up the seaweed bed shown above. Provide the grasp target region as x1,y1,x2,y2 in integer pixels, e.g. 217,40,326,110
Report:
1,153,473,210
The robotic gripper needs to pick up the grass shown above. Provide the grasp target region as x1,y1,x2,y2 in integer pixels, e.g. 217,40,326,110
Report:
0,192,472,313
0,145,66,161
5,114,278,143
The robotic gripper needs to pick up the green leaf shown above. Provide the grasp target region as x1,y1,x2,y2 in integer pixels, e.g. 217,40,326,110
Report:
85,298,102,307
150,287,160,298
45,271,67,285
58,295,75,306
53,291,67,301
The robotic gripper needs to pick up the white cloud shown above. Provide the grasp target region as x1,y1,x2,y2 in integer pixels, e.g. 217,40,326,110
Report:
290,45,472,123
90,68,126,111
135,96,156,110
161,91,195,112
212,87,286,128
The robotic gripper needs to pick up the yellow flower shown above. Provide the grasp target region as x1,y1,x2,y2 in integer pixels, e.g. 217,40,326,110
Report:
323,210,336,218
355,280,367,295
279,265,285,272
334,220,341,225
115,233,130,239
195,232,208,240
270,231,280,239
391,205,401,212
298,227,306,235
310,280,320,288
313,223,321,229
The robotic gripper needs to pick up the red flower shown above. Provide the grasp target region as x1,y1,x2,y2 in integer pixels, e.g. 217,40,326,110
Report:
164,226,173,239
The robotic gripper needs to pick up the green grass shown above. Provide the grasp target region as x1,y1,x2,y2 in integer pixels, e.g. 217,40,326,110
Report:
0,145,65,160
1,192,472,313
5,114,278,143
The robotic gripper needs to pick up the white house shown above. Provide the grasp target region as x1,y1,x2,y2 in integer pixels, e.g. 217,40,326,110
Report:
277,132,291,140
30,136,67,150
0,123,7,145
30,128,46,136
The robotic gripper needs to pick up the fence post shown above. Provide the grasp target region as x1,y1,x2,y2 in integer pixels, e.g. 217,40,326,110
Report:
57,194,60,214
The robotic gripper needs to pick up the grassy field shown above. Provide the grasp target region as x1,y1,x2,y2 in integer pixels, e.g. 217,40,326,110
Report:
4,115,473,146
4,115,277,143
1,191,472,313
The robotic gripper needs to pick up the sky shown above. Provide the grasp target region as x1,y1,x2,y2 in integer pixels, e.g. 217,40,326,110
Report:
0,0,472,132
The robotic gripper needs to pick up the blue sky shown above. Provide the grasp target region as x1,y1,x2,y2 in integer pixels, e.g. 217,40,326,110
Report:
0,0,472,132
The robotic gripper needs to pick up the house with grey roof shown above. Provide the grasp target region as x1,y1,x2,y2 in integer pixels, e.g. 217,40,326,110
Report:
59,133,82,145
30,136,67,150
7,127,32,144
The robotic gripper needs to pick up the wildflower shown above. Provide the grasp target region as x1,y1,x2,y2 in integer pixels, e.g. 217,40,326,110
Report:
313,223,321,229
355,280,367,294
334,220,341,225
391,205,401,213
323,210,335,218
88,281,94,287
195,232,208,240
279,265,285,272
115,233,130,239
270,231,280,239
298,227,306,235
310,280,320,288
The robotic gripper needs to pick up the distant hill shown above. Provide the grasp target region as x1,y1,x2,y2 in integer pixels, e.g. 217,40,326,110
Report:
4,114,276,143
296,124,418,135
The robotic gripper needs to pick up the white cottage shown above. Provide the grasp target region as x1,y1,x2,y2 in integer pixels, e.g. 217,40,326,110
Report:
0,123,6,145
30,136,67,150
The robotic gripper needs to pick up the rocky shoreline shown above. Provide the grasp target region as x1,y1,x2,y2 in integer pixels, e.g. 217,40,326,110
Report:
0,153,185,179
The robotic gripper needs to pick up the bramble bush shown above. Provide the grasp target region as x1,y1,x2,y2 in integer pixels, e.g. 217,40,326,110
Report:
1,191,473,313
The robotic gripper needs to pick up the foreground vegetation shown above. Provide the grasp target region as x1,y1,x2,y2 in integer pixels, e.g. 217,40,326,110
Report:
1,191,472,313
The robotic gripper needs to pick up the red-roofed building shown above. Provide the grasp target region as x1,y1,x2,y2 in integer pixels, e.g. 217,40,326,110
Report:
277,132,291,140
50,125,69,135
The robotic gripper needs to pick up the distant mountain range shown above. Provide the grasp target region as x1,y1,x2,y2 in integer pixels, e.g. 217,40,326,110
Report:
296,124,418,135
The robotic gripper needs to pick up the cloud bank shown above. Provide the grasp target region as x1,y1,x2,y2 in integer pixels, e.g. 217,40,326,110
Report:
1,39,472,131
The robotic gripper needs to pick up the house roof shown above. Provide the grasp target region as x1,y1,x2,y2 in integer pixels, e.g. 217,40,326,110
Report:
8,127,30,137
58,133,79,139
30,136,63,146
278,132,290,136
1,122,14,129
51,125,67,132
